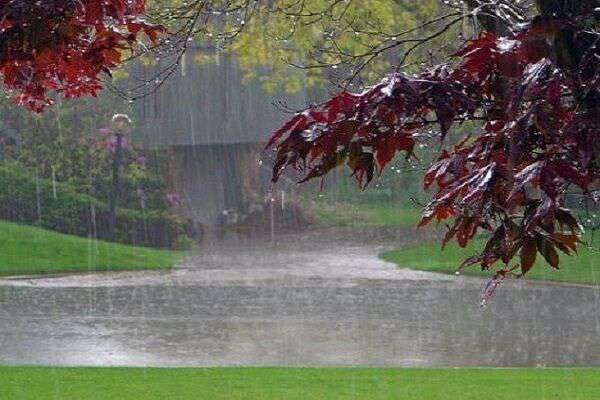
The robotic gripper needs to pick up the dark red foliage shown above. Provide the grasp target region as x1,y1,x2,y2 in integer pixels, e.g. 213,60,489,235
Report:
0,0,162,111
267,15,600,277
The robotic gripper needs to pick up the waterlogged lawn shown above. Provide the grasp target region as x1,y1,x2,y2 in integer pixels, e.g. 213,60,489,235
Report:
381,235,600,285
0,220,184,276
0,367,598,400
309,201,421,229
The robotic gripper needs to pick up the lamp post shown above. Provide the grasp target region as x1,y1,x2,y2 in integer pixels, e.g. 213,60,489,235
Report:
108,114,132,237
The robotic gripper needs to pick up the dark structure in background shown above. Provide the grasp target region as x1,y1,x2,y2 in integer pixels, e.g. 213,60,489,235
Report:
133,49,310,227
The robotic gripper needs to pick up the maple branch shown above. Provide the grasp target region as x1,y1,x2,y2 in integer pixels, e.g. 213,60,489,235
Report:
265,3,600,282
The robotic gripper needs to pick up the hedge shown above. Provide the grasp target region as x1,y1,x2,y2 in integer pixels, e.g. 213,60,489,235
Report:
0,163,186,248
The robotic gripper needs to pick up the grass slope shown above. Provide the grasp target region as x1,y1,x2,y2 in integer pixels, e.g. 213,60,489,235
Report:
0,367,599,400
381,236,600,285
309,202,421,229
0,220,184,276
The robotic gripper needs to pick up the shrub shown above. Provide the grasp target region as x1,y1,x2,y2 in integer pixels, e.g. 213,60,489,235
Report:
0,162,186,248
173,234,195,251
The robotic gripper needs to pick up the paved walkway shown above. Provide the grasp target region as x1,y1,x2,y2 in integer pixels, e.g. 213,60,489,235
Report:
0,229,598,367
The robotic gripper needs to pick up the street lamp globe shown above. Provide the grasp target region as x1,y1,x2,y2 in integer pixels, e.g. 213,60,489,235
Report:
110,113,132,134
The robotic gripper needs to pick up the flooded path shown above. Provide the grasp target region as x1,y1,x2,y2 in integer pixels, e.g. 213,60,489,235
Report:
0,229,599,367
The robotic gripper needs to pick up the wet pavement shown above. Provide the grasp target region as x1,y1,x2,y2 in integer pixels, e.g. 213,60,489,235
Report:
0,229,599,367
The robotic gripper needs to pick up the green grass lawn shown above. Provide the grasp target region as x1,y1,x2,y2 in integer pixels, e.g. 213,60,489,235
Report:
0,220,184,276
381,236,600,285
0,367,598,399
308,201,421,229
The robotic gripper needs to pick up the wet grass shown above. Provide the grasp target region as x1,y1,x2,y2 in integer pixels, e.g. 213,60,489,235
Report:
0,367,598,399
381,235,600,285
309,201,421,229
0,220,184,276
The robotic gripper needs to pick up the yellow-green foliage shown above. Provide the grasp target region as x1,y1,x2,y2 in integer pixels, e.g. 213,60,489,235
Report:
229,0,446,92
149,1,454,93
